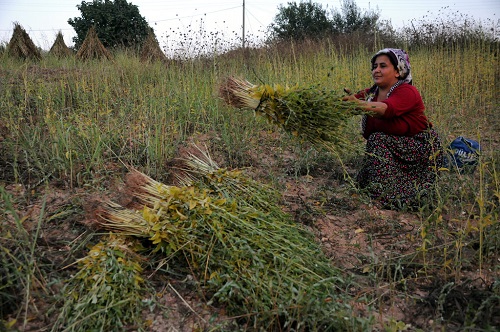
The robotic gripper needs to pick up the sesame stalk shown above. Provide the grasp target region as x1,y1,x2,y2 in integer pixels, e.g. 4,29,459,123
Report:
219,76,370,152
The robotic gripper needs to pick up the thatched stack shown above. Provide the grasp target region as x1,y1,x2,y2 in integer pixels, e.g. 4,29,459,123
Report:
6,23,42,60
49,31,73,58
140,29,168,64
76,26,113,61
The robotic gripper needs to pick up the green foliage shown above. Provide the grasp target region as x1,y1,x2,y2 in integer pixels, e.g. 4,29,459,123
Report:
0,187,46,330
268,1,332,41
0,188,25,319
52,235,150,331
268,0,381,42
330,0,379,34
68,0,150,50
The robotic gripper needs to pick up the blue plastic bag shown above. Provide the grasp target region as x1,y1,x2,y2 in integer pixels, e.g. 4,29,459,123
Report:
445,136,481,174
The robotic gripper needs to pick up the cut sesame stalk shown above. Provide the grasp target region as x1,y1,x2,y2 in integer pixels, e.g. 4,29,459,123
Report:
219,76,371,152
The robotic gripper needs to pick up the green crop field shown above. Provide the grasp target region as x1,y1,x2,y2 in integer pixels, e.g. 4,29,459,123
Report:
1,33,499,331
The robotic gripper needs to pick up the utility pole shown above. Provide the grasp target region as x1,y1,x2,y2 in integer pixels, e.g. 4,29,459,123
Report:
242,0,245,49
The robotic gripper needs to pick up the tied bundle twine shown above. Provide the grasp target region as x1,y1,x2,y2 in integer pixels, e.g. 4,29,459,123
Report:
218,76,370,152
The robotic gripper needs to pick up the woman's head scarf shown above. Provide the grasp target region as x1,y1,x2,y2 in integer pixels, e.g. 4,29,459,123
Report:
362,49,413,134
371,48,412,84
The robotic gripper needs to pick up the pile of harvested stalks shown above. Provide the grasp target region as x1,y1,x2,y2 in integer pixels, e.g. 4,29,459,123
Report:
49,31,73,58
140,28,168,64
94,150,360,330
6,23,42,60
218,76,370,152
179,146,286,219
76,25,113,61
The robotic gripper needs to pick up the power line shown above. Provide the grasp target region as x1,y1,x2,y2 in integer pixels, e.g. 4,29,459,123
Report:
0,4,243,32
151,5,240,23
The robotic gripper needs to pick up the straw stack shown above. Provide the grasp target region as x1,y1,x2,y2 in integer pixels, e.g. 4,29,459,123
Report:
49,31,73,58
140,28,168,64
76,26,113,61
6,23,42,60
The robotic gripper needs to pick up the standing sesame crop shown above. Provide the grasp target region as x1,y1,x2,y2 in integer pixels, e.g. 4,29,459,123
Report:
343,48,444,209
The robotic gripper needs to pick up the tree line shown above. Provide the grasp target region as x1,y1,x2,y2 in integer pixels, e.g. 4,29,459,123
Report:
268,0,380,41
68,0,385,50
67,0,497,52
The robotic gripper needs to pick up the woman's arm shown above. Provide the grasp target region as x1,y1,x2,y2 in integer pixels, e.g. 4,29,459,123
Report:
342,94,387,117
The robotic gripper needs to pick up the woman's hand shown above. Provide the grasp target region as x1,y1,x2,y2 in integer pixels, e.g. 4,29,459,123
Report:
341,92,387,116
342,94,359,102
342,88,361,103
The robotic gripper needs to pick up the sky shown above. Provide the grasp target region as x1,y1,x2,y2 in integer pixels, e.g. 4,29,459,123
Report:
0,0,498,55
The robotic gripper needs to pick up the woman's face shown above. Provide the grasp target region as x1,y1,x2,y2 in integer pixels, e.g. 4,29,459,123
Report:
371,54,400,88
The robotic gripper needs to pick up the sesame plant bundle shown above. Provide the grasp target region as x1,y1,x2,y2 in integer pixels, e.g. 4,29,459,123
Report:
96,157,363,330
52,235,148,332
179,146,286,219
219,76,368,152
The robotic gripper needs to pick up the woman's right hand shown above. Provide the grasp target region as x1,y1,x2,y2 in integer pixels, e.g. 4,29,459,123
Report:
342,94,358,102
342,88,355,102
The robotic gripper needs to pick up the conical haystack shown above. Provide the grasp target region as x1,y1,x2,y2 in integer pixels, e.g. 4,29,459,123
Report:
6,22,42,60
76,26,113,61
49,31,73,58
140,29,168,64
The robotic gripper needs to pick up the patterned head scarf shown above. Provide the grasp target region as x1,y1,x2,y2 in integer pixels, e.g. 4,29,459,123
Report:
361,49,413,134
371,48,412,84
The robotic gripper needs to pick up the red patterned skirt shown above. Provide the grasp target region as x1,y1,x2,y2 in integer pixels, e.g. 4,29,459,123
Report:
356,129,444,209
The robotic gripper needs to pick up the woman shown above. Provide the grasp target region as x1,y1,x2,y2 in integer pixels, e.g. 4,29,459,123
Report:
343,48,444,209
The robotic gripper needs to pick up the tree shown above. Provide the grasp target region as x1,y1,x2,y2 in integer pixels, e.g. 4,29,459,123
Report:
68,0,150,50
330,0,379,34
268,1,332,41
268,0,382,43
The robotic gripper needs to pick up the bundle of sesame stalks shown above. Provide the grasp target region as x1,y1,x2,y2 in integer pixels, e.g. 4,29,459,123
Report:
95,149,358,330
178,145,286,219
53,235,148,331
219,76,368,151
